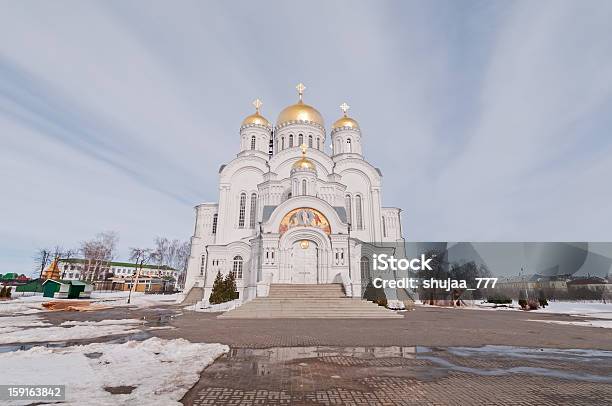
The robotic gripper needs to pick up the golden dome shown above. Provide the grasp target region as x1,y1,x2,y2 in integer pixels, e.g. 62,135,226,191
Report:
242,112,270,127
292,144,316,171
277,100,324,127
332,102,359,129
332,116,359,129
277,83,324,127
241,98,270,127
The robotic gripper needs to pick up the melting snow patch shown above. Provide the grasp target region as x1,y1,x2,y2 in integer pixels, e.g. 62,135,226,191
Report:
529,319,612,329
0,315,52,328
0,323,142,344
0,337,228,405
60,319,143,327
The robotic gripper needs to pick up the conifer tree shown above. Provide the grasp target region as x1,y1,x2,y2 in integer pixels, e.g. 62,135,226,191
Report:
209,271,225,304
224,272,237,301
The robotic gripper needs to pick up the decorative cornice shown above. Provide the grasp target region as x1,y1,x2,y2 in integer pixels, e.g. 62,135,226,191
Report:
239,123,272,132
274,119,326,132
331,126,361,134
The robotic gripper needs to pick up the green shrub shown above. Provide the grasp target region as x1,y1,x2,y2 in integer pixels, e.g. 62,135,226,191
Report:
209,271,238,305
527,299,539,310
208,271,225,305
538,290,548,308
486,294,512,304
375,298,388,307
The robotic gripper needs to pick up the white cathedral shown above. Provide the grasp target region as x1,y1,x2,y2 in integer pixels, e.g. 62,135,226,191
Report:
185,84,404,303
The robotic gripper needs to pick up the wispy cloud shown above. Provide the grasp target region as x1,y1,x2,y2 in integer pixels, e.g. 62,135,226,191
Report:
1,0,611,273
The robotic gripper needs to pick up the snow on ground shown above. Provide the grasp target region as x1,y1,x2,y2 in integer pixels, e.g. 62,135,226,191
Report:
532,301,612,319
529,319,612,329
0,295,48,314
1,337,228,405
0,315,52,328
60,319,142,327
418,300,612,319
0,319,144,344
0,292,182,316
90,292,182,308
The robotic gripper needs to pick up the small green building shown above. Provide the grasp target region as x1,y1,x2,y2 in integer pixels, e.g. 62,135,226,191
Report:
16,279,44,293
42,280,92,299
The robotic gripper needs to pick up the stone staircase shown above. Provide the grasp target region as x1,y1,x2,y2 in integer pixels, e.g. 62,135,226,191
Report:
181,286,204,306
217,284,403,319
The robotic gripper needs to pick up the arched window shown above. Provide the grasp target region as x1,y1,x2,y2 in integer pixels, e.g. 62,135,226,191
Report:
345,194,352,225
232,255,243,279
281,137,285,150
238,193,246,228
212,214,218,234
355,195,363,229
289,134,294,147
298,134,303,146
249,193,257,229
308,135,313,148
250,135,256,150
347,138,352,152
360,256,370,281
316,137,320,150
382,216,387,237
302,179,307,195
200,255,206,276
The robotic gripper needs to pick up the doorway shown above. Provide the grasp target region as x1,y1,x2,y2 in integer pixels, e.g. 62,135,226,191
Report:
290,240,318,283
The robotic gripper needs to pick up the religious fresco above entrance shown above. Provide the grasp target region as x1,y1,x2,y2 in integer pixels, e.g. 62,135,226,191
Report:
279,208,331,235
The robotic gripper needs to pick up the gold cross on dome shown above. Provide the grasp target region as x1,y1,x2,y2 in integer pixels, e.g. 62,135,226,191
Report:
300,143,307,156
340,102,350,116
252,98,263,113
296,83,306,100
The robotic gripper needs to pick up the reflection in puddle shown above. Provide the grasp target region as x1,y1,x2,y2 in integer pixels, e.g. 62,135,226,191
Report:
222,345,612,383
419,354,612,382
228,346,420,362
446,345,612,361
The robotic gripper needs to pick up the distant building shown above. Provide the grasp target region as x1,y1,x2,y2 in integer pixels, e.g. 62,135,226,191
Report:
567,277,612,292
103,277,167,293
0,273,31,286
56,258,180,284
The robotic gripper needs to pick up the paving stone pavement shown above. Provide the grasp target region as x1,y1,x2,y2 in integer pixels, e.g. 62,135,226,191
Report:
181,346,612,405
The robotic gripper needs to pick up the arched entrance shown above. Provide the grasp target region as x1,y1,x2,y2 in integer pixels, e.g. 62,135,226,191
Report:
290,240,318,283
277,227,332,284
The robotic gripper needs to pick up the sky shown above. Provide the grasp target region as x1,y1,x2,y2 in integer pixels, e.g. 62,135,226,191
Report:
1,0,612,275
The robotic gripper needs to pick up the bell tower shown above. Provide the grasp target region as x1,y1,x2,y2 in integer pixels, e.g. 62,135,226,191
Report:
239,98,272,156
331,102,362,158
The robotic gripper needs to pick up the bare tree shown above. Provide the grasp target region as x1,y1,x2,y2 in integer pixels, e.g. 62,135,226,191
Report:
80,231,119,282
33,248,51,280
127,247,158,304
153,237,171,267
153,237,190,271
59,249,76,279
174,240,191,273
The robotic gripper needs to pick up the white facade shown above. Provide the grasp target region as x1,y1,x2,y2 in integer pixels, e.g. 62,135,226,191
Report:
185,86,404,302
58,259,179,281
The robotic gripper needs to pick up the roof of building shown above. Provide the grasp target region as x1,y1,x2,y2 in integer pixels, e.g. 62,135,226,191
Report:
567,276,608,285
60,258,177,271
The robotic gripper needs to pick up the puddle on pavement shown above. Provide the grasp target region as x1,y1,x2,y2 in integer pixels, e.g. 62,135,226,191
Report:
212,345,612,384
104,385,137,395
183,344,612,405
142,312,177,327
0,330,153,353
